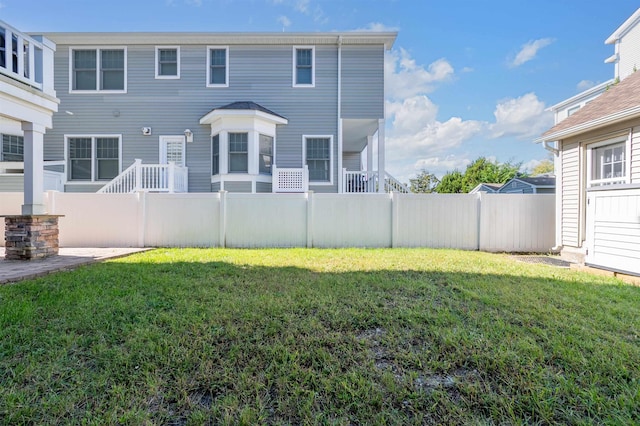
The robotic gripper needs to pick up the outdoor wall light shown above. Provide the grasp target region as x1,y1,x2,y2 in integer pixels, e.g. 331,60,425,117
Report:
184,129,193,143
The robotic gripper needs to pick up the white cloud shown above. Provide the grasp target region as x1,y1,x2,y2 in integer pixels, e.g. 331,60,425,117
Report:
295,0,309,13
489,93,553,139
354,22,399,32
278,15,291,28
386,96,485,164
312,5,328,24
509,38,554,68
577,79,596,91
461,67,474,73
385,49,454,100
413,156,473,175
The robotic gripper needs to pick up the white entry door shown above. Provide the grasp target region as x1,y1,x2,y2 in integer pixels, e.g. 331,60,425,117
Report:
159,136,186,167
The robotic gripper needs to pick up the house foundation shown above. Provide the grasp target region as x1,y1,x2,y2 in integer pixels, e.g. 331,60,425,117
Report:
3,215,62,260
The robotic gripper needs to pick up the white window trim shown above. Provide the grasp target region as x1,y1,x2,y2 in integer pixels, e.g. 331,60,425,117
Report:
64,134,122,182
68,46,128,94
155,46,180,79
292,46,315,88
586,132,631,188
206,45,229,88
303,134,333,185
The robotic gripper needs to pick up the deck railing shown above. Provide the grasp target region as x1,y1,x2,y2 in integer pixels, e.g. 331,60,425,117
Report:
342,169,409,193
0,20,56,97
98,159,188,193
272,165,309,193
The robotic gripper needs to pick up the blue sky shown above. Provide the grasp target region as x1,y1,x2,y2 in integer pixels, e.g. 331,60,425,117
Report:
2,0,638,182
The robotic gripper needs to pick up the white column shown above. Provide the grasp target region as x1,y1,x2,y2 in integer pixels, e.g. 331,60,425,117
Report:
21,122,47,215
367,135,373,172
377,118,385,193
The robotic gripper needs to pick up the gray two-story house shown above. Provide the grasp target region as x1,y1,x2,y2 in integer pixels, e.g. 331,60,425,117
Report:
1,29,399,194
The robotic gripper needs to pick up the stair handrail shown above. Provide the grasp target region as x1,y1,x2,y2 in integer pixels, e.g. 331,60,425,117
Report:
97,159,141,193
384,172,409,193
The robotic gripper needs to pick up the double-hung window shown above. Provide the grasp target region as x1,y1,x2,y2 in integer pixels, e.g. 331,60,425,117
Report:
156,47,179,78
212,134,220,175
71,48,126,92
588,136,630,187
207,46,228,87
293,46,314,87
67,135,121,181
305,136,332,183
0,28,5,69
228,132,248,173
259,134,273,175
1,134,23,161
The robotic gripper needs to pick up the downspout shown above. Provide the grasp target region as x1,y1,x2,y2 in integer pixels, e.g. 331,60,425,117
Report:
337,35,343,193
543,140,559,155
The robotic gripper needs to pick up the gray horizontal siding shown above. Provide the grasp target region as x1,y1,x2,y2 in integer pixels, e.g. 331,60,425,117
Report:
64,183,104,193
500,181,534,194
256,182,272,193
224,181,252,193
343,152,362,171
341,45,384,119
0,175,23,192
211,182,220,192
45,42,346,193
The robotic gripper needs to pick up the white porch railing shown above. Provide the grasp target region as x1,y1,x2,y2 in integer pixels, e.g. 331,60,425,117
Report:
343,170,378,193
0,20,56,97
98,159,188,193
273,165,309,193
384,172,409,193
342,170,409,193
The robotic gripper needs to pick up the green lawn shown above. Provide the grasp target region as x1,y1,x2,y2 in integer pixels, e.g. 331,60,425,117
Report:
0,249,639,425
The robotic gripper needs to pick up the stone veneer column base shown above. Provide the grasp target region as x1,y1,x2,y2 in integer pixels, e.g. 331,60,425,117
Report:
4,215,63,260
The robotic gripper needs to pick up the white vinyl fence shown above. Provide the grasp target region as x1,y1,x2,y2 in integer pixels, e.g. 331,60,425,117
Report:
1,191,555,252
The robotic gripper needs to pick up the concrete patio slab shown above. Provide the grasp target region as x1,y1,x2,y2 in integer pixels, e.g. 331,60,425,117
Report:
0,247,151,284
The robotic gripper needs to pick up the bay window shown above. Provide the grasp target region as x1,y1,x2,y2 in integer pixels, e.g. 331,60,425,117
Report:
228,132,248,173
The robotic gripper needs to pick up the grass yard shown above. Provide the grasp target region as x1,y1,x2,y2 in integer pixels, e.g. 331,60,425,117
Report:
0,248,639,425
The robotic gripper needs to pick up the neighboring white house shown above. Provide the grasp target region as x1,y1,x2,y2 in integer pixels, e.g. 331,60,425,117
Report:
537,8,640,276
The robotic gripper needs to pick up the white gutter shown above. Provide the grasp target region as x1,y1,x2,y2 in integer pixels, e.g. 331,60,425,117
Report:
337,35,343,193
535,104,640,143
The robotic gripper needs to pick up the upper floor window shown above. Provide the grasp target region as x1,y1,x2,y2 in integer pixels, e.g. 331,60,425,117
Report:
70,48,126,93
588,137,630,187
305,136,332,183
228,132,248,173
1,134,23,162
0,28,5,69
155,47,180,79
207,46,228,87
293,46,314,87
66,135,121,181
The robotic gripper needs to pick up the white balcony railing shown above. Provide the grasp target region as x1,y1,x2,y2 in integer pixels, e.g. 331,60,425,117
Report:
98,159,188,194
0,20,56,97
273,165,309,193
342,169,409,193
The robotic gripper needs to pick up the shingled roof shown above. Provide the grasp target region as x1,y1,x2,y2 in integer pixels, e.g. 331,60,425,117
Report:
539,70,640,141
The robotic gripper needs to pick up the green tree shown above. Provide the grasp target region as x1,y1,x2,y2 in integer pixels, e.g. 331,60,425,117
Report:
531,159,554,176
434,157,523,193
409,170,440,193
434,170,465,193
